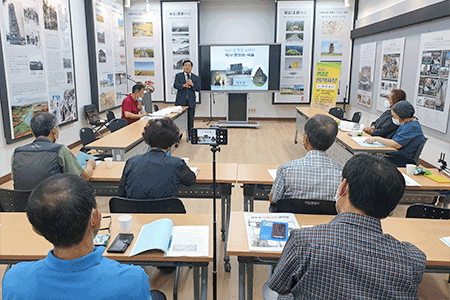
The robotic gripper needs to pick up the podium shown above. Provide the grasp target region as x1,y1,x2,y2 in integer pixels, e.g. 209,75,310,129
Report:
215,93,260,128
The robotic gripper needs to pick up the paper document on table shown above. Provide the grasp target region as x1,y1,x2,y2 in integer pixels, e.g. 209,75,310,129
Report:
267,169,277,181
440,236,450,248
166,226,209,257
190,167,199,176
351,137,388,147
402,173,422,187
244,213,300,252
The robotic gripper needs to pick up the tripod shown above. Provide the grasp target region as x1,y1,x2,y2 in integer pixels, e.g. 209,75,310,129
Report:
210,144,220,300
204,93,215,125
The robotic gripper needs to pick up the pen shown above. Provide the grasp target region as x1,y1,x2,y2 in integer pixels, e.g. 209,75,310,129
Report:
168,235,173,249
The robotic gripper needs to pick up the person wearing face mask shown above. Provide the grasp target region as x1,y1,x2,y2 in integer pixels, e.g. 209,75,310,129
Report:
11,113,96,190
366,101,426,167
363,89,406,138
121,83,148,124
267,154,426,300
269,115,343,206
2,174,166,300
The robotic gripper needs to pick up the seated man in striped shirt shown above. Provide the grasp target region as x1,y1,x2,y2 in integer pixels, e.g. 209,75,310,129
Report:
268,154,426,299
269,114,343,205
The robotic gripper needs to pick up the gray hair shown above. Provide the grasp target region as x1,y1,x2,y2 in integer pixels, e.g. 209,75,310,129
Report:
30,113,58,137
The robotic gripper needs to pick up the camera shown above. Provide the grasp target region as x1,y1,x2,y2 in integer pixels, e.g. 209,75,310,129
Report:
190,128,228,145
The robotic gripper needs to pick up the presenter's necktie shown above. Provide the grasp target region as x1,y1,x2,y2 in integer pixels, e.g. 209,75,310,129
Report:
186,73,190,100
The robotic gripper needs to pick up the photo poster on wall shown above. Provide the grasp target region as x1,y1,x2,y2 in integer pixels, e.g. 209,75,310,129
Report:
162,1,199,103
357,42,377,108
274,0,314,104
376,38,405,112
413,30,450,133
313,5,353,104
89,0,126,112
0,0,78,144
125,7,164,102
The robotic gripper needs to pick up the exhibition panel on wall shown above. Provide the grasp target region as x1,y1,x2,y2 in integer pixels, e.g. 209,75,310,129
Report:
0,0,78,143
375,38,405,112
313,2,353,104
85,0,126,112
274,0,314,104
356,42,376,107
162,1,199,103
125,5,164,102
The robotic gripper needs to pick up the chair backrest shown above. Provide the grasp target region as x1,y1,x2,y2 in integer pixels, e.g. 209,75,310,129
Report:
83,104,101,125
0,188,32,212
109,197,186,214
154,104,159,112
351,112,362,123
271,198,337,215
106,110,116,122
79,127,97,147
413,137,427,165
328,107,344,120
108,118,129,133
406,203,450,219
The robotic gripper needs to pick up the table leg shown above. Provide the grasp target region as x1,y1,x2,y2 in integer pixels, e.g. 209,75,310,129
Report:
201,265,208,300
111,148,125,161
239,260,246,300
243,184,256,212
223,194,232,272
193,265,200,299
247,261,254,300
221,194,226,240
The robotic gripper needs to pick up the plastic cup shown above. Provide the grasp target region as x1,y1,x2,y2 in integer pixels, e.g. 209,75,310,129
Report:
406,164,416,176
118,215,132,232
105,157,113,168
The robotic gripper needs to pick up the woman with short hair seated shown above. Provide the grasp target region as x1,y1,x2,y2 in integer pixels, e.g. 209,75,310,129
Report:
363,89,406,138
118,118,196,199
366,101,426,167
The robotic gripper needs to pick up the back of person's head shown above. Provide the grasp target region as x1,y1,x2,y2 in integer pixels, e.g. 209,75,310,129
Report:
342,154,405,219
132,83,145,94
390,89,406,105
26,174,97,248
142,118,180,149
30,113,58,137
304,114,338,151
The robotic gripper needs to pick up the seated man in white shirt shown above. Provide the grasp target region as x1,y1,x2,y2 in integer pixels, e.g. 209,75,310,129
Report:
269,114,343,206
2,174,166,300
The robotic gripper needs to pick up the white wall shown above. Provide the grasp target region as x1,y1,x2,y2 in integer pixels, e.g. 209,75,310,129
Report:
357,0,445,28
196,0,296,118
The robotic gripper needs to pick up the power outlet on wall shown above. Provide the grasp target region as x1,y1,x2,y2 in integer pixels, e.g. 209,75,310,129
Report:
248,108,256,113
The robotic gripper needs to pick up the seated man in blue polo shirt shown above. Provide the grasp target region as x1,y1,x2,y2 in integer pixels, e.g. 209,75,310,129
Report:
2,174,165,300
366,101,426,167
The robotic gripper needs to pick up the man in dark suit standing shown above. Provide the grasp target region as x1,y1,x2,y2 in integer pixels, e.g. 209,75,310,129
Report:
174,60,201,140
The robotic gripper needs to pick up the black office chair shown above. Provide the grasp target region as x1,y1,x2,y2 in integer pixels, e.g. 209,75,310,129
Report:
79,127,97,153
413,138,428,165
406,203,450,282
79,128,111,159
109,197,186,214
108,118,129,133
0,188,32,212
328,107,344,120
350,112,362,123
270,198,337,215
83,104,107,136
109,197,186,300
154,104,159,112
106,110,116,122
